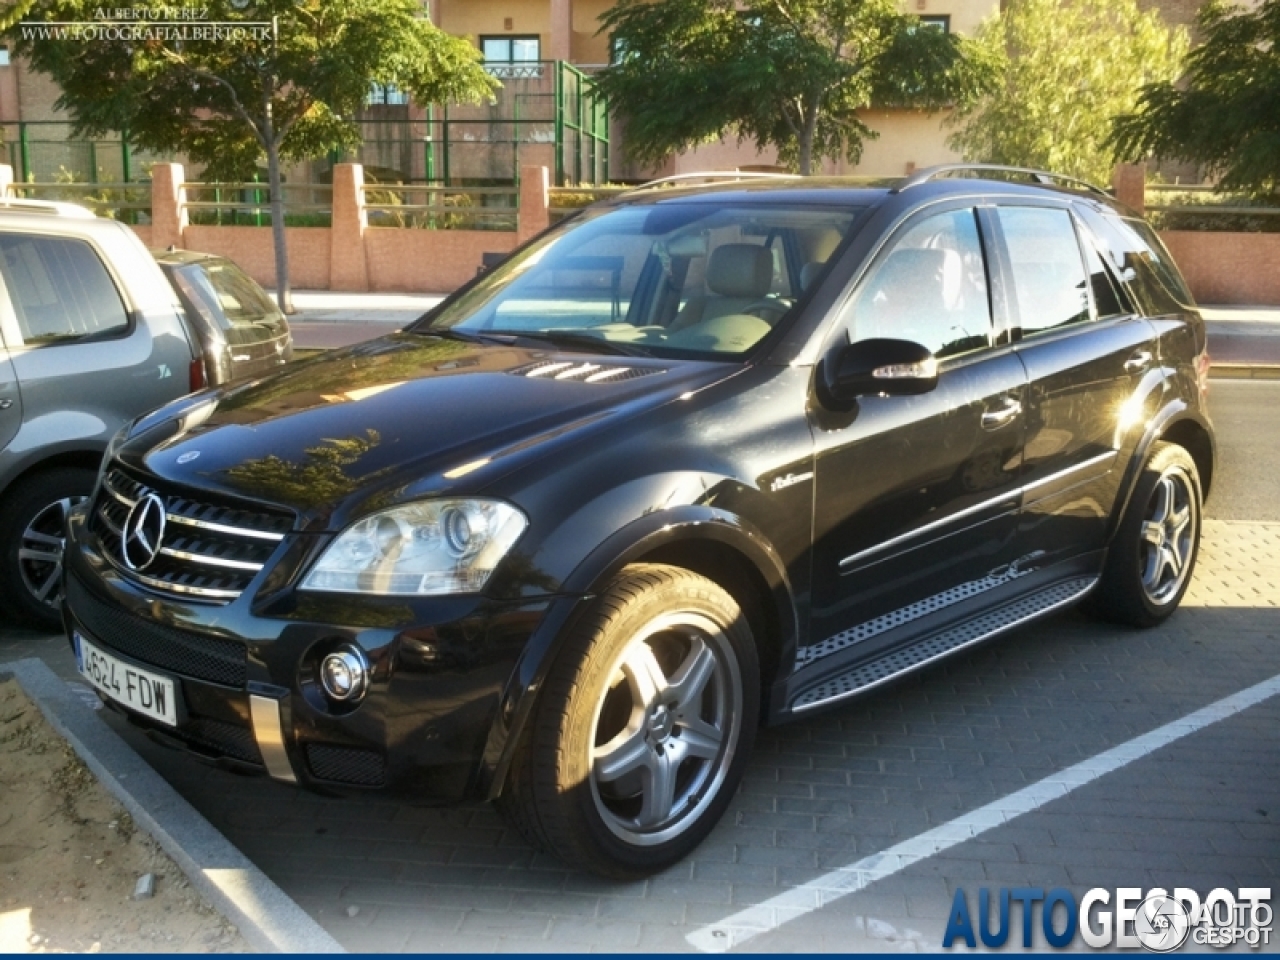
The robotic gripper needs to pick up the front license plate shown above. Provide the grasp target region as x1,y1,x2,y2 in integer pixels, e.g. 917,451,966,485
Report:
74,632,177,727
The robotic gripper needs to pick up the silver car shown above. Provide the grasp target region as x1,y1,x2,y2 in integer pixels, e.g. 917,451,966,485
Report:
154,249,293,384
0,199,211,630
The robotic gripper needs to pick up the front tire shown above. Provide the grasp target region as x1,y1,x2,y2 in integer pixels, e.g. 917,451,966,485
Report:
498,564,759,879
0,468,95,632
1092,442,1202,627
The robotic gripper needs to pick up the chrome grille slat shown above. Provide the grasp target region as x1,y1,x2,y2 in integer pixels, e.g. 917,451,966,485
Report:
89,465,294,604
157,547,265,572
165,513,285,542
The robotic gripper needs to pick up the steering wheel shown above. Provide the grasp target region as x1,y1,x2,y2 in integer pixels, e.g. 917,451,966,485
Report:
742,298,792,325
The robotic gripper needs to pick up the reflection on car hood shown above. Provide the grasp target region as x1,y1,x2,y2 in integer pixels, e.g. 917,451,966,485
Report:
118,334,735,529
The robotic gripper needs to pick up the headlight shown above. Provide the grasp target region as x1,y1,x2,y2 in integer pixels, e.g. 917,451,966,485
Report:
300,500,528,596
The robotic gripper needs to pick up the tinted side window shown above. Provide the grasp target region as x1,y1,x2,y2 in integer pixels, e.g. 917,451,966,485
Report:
996,207,1089,336
1083,212,1187,315
850,208,992,359
0,234,128,345
1124,217,1194,306
1083,238,1127,320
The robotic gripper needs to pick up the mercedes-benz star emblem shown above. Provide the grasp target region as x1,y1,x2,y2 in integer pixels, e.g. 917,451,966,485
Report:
122,493,167,571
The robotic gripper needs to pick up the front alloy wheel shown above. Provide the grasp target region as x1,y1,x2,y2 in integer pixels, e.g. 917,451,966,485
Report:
498,564,759,878
590,611,743,847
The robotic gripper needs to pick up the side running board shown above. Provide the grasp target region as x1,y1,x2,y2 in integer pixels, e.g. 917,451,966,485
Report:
792,577,1097,712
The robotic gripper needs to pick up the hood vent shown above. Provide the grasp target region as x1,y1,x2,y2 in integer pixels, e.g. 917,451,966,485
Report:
509,360,666,383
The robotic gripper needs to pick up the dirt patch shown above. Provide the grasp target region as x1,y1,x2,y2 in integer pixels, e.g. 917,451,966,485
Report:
0,679,246,953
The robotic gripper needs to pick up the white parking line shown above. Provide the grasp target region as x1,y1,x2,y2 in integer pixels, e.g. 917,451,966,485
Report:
687,671,1280,953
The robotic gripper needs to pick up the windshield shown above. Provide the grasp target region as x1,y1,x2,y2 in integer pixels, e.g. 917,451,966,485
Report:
416,201,863,359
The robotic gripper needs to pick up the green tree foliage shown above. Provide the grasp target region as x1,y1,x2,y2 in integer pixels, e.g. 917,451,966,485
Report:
1111,0,1280,197
948,0,1186,186
9,0,495,312
594,0,997,175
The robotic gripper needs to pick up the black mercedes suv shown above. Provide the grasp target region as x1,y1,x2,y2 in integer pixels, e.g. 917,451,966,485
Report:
63,165,1214,878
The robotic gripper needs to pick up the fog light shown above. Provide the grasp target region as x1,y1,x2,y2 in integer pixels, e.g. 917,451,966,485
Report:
319,647,369,703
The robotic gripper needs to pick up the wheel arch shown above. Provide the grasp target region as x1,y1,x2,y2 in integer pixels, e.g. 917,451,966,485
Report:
480,506,801,801
0,448,103,501
1106,401,1215,546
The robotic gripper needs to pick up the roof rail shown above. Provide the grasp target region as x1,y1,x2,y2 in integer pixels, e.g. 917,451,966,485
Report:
894,164,1111,198
621,170,800,196
0,196,97,219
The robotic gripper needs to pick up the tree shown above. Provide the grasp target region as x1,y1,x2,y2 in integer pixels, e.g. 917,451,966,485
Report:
1111,0,1280,197
10,0,496,313
947,0,1186,186
593,0,997,176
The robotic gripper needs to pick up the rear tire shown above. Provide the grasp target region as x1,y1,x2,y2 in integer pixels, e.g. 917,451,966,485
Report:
497,564,759,879
1092,442,1201,628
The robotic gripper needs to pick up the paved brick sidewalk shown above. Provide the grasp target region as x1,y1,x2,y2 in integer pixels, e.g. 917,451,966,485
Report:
84,517,1279,952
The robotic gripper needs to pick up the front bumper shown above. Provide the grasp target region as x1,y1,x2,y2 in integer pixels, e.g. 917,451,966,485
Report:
63,507,561,802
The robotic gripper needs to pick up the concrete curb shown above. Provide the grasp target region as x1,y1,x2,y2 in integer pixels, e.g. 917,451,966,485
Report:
1209,363,1280,380
0,657,345,954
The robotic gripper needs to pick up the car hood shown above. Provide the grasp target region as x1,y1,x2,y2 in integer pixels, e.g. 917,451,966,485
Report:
118,333,737,530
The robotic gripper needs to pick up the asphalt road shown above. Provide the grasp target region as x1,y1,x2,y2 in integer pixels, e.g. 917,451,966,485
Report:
1205,380,1280,523
2,380,1278,953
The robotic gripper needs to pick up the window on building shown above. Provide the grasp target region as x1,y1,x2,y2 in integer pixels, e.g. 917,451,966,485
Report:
366,83,409,106
919,15,951,31
0,48,10,67
481,36,540,62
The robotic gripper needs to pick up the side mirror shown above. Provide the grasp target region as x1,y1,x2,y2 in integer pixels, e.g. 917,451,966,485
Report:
830,338,939,399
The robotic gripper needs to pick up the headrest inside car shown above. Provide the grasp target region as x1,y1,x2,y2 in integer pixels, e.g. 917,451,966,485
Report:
706,244,773,298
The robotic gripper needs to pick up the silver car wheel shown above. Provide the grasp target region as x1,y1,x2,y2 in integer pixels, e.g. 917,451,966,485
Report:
1138,466,1198,605
588,611,743,847
18,495,85,609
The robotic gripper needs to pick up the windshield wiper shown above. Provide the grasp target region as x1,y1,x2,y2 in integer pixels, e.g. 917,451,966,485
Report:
417,328,518,346
492,330,653,357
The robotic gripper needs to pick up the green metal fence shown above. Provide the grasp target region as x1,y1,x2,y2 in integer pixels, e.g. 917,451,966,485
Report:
351,61,608,187
0,62,608,191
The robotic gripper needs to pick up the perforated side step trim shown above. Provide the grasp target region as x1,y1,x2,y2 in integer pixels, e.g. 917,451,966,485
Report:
792,577,1097,712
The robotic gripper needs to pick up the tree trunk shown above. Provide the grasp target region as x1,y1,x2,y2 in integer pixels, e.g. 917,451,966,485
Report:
798,104,820,176
265,137,293,315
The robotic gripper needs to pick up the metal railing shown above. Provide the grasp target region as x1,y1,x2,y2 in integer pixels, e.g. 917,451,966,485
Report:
12,180,152,222
1144,184,1280,231
361,183,518,231
181,182,332,227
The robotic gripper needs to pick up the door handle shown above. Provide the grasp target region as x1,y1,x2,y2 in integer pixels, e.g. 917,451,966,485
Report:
981,396,1022,430
1124,349,1153,374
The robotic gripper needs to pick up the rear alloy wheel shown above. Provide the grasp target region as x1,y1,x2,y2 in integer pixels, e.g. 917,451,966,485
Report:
1093,442,1202,627
0,468,95,632
498,564,759,878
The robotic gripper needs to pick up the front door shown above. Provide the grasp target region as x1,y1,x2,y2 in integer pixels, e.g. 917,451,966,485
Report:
804,204,1029,673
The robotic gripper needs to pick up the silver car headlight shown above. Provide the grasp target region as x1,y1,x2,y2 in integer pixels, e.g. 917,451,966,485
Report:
300,500,528,596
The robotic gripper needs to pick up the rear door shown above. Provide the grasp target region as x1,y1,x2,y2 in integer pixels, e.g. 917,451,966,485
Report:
990,203,1160,563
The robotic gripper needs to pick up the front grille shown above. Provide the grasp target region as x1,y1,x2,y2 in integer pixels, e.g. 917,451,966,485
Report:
68,575,248,687
90,465,293,603
305,744,387,787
